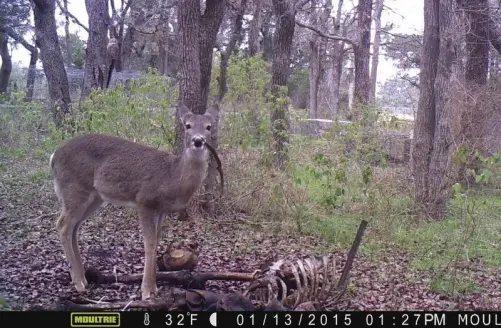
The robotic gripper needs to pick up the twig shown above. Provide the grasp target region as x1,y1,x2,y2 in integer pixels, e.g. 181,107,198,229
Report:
34,212,59,220
56,0,89,32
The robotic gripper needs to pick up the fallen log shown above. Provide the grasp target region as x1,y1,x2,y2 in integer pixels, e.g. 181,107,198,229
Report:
85,267,258,290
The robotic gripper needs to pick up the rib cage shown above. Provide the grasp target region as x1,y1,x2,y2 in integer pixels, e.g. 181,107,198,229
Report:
243,255,340,309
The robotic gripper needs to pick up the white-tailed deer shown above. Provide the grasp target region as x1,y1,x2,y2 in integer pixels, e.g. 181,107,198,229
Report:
50,104,218,300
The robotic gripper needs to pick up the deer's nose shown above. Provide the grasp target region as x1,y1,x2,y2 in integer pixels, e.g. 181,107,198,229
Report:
192,136,205,148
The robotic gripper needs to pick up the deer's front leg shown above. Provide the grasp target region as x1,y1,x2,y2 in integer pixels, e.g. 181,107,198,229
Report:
139,208,159,300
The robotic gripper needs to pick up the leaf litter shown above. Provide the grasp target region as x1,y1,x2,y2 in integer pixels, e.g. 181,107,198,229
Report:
0,159,500,310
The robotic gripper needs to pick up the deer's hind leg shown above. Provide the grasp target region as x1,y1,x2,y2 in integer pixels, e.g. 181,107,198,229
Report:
55,184,103,292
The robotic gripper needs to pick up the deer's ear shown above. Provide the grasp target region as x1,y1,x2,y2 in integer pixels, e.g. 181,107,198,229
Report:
178,104,191,122
205,104,219,122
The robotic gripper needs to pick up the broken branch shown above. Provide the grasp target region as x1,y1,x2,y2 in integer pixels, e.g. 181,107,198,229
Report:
337,220,368,292
295,20,355,46
86,267,256,289
56,0,89,32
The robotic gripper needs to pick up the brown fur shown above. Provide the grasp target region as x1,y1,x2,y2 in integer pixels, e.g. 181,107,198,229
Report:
51,104,218,300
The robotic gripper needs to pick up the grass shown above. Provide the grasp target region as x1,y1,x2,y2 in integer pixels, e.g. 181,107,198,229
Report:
295,164,501,270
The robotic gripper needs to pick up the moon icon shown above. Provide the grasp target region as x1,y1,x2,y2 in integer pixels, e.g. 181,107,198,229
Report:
209,312,217,327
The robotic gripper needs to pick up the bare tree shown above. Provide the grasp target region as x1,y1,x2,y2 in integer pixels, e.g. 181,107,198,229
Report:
109,0,133,72
295,0,373,118
0,0,36,97
412,0,440,212
457,0,490,173
330,0,347,118
33,0,72,127
412,0,458,219
248,0,262,56
270,0,296,169
175,0,226,216
353,0,372,109
0,32,11,94
25,50,38,101
306,0,331,119
63,0,72,65
199,0,227,110
426,0,458,219
0,26,39,101
369,0,383,103
80,0,113,101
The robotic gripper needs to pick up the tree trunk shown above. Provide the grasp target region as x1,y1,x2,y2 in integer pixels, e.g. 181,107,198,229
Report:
353,0,372,110
329,0,345,118
426,0,457,219
199,0,226,204
249,0,262,56
0,31,11,94
458,0,489,174
270,0,295,169
218,0,247,101
158,6,171,75
309,36,320,119
80,0,112,102
63,0,72,66
199,0,226,109
175,0,227,217
261,10,274,62
369,0,383,104
25,50,38,102
176,0,203,148
412,0,439,208
33,0,72,128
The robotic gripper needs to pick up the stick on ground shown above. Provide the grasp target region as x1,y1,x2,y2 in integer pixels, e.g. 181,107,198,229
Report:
337,220,368,291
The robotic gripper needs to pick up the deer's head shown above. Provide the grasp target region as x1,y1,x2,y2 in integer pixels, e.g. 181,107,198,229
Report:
179,103,218,158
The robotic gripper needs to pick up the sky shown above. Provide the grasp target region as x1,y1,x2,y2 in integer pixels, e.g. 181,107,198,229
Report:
7,0,423,86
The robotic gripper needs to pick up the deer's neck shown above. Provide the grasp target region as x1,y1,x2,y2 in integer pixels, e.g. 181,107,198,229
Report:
177,149,209,190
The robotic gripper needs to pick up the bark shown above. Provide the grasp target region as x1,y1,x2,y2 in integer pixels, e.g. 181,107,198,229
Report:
199,0,226,109
249,0,262,56
80,0,112,101
369,0,383,104
25,50,38,102
353,0,372,109
412,0,440,207
427,0,457,219
0,31,11,94
158,6,171,75
309,32,320,119
199,0,226,205
33,0,72,127
270,0,296,169
458,0,489,162
174,0,226,213
175,0,203,153
63,0,72,65
261,10,274,61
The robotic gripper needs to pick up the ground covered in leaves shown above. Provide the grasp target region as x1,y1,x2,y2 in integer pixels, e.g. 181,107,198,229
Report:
0,157,500,311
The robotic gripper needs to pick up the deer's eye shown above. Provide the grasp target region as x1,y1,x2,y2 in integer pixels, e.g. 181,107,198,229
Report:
185,124,191,129
206,125,211,131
